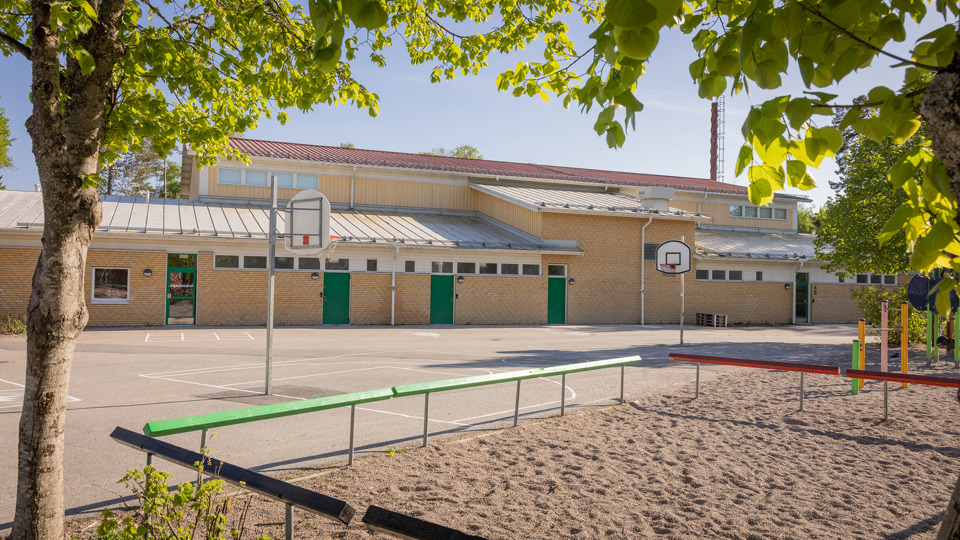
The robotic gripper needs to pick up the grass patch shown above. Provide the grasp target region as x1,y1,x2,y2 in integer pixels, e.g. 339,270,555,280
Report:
1,316,26,335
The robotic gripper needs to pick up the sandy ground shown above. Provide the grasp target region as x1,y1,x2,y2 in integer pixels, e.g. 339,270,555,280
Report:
67,353,960,539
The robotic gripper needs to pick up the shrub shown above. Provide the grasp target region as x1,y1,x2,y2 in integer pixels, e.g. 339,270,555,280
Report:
0,315,26,335
852,285,929,345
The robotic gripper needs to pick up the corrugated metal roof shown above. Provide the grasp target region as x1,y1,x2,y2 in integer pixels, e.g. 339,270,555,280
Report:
695,229,819,260
0,191,557,251
472,184,701,218
227,138,811,202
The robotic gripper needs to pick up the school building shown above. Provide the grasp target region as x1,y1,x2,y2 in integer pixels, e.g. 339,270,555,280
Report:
0,138,895,327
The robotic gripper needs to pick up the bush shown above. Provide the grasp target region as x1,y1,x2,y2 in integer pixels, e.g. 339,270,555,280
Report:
92,461,270,540
852,285,929,345
0,315,26,335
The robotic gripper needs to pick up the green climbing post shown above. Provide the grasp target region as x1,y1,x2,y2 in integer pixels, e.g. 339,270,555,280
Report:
927,310,933,366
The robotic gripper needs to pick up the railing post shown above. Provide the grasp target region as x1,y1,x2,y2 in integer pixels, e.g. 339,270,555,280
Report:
620,365,625,404
422,393,430,447
146,453,153,467
799,371,805,412
695,362,700,399
560,374,566,416
514,380,521,427
285,503,294,540
858,318,866,389
902,302,909,387
852,340,860,395
201,428,207,450
348,404,356,466
927,310,933,366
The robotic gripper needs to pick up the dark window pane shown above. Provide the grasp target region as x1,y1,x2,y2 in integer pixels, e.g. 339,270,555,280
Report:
457,262,476,274
712,270,726,280
884,275,896,285
405,260,415,272
479,263,497,274
839,275,845,283
168,253,196,268
367,259,378,272
244,256,267,269
744,206,758,218
870,274,882,284
756,271,763,281
856,274,868,284
501,264,519,275
547,265,566,276
275,257,294,270
325,258,349,271
729,205,742,217
215,255,239,268
643,243,659,260
729,271,742,280
759,207,772,219
696,269,709,280
442,262,453,273
93,268,129,300
298,257,322,270
522,264,540,276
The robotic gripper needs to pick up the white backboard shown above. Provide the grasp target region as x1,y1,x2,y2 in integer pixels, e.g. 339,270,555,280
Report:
284,190,331,254
655,240,691,274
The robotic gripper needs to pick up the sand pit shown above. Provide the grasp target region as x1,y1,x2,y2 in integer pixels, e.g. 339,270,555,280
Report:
70,355,960,539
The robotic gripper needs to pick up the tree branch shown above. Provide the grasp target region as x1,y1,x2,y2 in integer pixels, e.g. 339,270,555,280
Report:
0,30,31,59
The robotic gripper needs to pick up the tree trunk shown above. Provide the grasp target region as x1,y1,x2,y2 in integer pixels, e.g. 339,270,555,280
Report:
921,43,960,540
12,0,122,536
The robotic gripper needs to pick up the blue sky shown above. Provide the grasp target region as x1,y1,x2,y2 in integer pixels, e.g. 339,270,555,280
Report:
0,16,937,208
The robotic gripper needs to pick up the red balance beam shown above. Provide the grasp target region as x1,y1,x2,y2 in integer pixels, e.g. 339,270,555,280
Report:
845,370,960,388
669,353,841,376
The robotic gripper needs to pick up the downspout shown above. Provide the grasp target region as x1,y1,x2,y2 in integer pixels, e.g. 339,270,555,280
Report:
697,192,708,215
350,166,357,209
391,245,399,325
793,259,805,325
641,216,653,325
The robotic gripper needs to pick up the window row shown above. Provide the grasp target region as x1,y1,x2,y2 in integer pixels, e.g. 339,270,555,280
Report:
841,274,897,285
213,255,542,276
218,168,319,190
729,205,788,220
696,269,758,281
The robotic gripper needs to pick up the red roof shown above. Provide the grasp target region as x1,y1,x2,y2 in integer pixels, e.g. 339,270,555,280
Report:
228,138,809,201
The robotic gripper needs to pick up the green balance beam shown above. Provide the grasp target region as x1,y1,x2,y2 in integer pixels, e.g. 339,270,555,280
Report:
143,387,395,437
391,355,642,398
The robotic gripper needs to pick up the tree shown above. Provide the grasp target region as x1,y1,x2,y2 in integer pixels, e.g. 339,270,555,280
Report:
339,142,355,148
420,145,483,159
3,0,960,536
0,97,12,189
97,145,182,198
813,111,927,275
797,203,817,234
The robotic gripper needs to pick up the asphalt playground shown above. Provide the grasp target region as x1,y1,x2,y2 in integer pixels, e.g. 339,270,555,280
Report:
0,323,860,531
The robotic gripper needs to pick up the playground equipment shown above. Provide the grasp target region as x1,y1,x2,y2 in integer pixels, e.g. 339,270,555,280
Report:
907,272,959,367
845,369,960,420
855,301,909,389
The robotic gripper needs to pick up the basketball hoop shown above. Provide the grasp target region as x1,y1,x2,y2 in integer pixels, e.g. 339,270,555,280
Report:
659,263,678,273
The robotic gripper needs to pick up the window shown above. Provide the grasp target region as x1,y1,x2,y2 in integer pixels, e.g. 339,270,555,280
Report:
367,259,378,272
275,173,294,188
215,255,240,268
298,257,322,270
756,271,763,281
729,205,743,217
276,257,294,270
712,270,726,280
759,207,772,219
457,262,476,274
856,275,868,284
296,174,319,189
479,263,497,274
168,253,196,268
884,275,896,285
870,274,882,284
244,255,267,269
643,243,659,260
501,263,519,275
245,170,269,186
696,269,709,280
432,261,453,274
547,265,566,277
839,275,845,283
744,206,758,218
92,268,129,303
774,208,787,220
325,258,349,271
405,260,415,273
729,271,743,281
522,264,540,276
219,168,242,185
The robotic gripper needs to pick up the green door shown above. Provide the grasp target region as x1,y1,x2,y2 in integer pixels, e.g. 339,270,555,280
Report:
548,277,567,324
795,272,809,324
166,253,197,325
430,275,454,324
323,272,351,324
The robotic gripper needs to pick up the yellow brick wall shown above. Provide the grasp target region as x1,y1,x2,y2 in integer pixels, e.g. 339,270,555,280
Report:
811,283,865,324
85,250,168,326
685,274,794,325
196,253,324,326
540,213,695,324
455,276,547,325
0,247,39,321
396,274,431,325
350,273,392,325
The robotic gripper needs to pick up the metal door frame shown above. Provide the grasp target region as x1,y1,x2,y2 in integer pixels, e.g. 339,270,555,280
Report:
166,256,197,325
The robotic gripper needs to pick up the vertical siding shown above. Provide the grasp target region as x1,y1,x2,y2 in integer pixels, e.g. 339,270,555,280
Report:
354,178,472,210
673,201,794,230
207,173,352,203
475,192,541,237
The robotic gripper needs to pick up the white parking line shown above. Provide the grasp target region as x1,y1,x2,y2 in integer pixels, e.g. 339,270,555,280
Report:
0,378,81,408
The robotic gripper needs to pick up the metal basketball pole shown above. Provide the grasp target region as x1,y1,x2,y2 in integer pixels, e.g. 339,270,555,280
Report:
680,234,685,345
265,175,277,395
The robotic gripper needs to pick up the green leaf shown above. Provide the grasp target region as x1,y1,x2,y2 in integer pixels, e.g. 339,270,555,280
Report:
614,26,660,60
754,135,788,165
606,122,626,148
697,75,726,98
735,144,753,176
892,118,921,145
71,46,96,75
785,160,814,189
852,117,891,143
878,202,917,244
785,98,813,130
606,0,657,29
